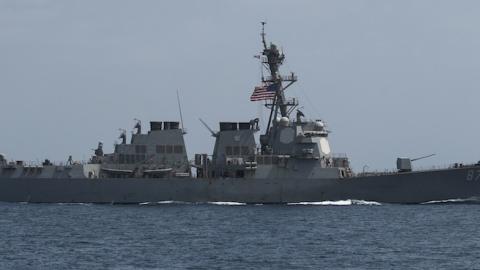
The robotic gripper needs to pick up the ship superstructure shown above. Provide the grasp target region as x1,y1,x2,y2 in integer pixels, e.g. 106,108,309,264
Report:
254,22,351,179
193,23,351,180
0,120,190,180
93,120,190,178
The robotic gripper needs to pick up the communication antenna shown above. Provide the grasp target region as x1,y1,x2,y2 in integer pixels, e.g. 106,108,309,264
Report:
177,90,185,132
261,21,267,50
118,128,127,144
133,118,142,134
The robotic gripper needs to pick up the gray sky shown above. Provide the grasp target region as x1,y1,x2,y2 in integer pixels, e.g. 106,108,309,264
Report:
1,0,480,171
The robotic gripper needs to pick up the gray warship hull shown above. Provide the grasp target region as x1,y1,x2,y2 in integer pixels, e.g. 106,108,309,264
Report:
1,166,479,204
2,24,478,205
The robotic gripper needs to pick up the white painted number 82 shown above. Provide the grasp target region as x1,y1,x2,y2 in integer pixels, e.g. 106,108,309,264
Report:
466,170,480,181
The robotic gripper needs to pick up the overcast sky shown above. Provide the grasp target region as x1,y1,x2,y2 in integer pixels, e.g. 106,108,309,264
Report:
1,0,480,171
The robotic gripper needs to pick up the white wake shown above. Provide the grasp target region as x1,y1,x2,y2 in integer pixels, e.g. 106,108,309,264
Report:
207,202,247,206
421,198,480,204
288,200,381,206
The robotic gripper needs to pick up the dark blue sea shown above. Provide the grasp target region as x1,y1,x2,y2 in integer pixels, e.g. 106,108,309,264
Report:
1,201,479,270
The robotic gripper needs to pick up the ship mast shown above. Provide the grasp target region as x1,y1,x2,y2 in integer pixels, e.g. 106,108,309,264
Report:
259,22,298,147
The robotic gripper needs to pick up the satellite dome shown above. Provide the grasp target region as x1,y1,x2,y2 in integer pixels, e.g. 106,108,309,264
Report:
315,120,325,130
279,117,290,126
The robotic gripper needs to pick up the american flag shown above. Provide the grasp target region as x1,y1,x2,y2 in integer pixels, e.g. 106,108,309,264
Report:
250,83,278,101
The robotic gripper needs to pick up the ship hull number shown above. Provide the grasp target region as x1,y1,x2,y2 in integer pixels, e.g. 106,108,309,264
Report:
466,170,480,181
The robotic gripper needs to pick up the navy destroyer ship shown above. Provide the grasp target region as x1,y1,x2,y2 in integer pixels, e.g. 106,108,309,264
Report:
1,23,479,204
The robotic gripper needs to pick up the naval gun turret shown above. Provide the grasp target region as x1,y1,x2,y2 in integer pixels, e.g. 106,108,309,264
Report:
397,154,436,172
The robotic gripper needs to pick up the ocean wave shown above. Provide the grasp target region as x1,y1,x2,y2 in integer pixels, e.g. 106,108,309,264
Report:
55,203,92,206
142,200,383,206
288,200,381,206
352,200,382,205
421,198,480,205
139,201,248,206
139,202,153,205
207,202,247,206
139,201,193,205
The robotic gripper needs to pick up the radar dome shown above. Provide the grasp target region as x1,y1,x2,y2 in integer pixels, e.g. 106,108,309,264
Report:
315,120,325,130
279,117,290,127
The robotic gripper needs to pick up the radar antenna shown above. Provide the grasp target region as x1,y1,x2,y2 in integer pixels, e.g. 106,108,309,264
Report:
256,22,298,151
133,119,142,135
261,21,267,50
118,129,127,144
94,142,104,156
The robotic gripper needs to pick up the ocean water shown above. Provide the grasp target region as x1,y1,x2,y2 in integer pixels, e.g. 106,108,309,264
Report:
1,201,479,270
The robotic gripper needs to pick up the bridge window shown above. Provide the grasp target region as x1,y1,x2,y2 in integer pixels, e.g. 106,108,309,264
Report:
226,146,233,155
156,145,166,154
166,145,173,154
174,145,183,154
135,145,147,154
233,146,240,156
241,146,250,155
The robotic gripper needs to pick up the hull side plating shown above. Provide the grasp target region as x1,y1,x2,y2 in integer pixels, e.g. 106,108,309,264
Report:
1,167,479,204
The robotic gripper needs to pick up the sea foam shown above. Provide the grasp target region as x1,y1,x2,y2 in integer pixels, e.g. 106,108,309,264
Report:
288,200,381,206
